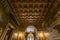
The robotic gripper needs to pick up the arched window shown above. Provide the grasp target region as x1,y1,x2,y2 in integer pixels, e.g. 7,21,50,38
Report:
25,25,37,32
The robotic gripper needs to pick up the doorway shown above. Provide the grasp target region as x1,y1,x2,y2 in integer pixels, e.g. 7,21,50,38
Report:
25,25,38,40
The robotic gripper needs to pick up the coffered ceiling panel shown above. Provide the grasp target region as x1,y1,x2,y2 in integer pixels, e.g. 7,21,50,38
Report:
8,0,60,30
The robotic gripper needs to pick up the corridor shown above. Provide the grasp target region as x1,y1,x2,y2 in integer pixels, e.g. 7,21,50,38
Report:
0,0,60,40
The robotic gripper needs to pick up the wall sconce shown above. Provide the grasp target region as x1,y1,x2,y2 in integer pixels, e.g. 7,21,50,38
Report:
13,32,24,40
38,31,50,40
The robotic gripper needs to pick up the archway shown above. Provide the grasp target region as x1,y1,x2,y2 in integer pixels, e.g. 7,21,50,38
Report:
25,25,38,40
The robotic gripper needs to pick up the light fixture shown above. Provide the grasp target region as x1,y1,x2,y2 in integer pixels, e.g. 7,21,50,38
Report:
19,32,23,38
13,32,24,39
14,33,18,38
38,31,50,38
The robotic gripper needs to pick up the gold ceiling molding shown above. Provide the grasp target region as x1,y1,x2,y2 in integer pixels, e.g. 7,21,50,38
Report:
8,0,60,28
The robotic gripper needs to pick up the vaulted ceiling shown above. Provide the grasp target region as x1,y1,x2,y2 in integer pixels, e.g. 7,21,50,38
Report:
7,0,60,31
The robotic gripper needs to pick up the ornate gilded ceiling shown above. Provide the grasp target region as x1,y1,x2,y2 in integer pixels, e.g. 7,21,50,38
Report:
7,0,60,30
